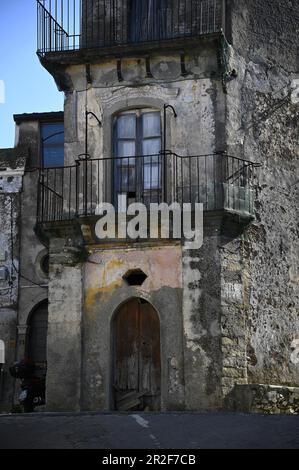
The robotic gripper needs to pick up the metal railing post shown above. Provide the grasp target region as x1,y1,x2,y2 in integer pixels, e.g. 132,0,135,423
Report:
75,160,79,217
36,168,42,222
222,0,226,32
41,171,45,223
163,104,177,203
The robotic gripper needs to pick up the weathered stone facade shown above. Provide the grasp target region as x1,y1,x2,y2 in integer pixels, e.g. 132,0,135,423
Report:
0,115,62,411
228,384,299,414
0,0,298,413
226,0,299,389
0,150,26,411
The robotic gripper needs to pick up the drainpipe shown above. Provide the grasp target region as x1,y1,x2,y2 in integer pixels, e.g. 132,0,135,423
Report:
84,111,102,215
0,340,5,401
163,104,177,202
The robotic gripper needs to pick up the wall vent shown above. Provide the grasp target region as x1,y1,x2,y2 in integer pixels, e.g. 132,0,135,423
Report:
123,269,148,286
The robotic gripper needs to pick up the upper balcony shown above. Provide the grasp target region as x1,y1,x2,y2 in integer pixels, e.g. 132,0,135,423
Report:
37,0,226,58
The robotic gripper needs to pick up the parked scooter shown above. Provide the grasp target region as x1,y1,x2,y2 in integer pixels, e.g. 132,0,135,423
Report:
9,358,46,413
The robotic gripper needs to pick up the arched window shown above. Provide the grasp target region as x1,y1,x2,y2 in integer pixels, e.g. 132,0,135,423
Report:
113,109,162,206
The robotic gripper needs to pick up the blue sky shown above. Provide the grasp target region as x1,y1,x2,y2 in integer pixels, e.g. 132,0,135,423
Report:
0,1,63,148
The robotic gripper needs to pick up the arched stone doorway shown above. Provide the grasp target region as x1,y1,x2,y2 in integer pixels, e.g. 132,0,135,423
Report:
112,298,161,411
26,301,48,375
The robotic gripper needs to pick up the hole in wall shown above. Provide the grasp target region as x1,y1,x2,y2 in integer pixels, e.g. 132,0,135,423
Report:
123,269,148,286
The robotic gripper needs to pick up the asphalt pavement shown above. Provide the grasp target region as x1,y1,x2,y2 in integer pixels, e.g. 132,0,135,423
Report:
0,411,298,449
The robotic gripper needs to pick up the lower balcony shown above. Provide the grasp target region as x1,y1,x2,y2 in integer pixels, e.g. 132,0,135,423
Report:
37,152,258,233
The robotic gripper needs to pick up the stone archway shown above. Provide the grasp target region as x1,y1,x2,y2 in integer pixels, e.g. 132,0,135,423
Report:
112,297,161,411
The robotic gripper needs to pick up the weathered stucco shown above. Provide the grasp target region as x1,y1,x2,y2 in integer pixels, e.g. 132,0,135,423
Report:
46,238,83,411
63,45,223,169
81,244,184,411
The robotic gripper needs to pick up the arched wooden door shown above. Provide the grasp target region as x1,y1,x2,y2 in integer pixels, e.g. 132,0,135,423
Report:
27,301,48,374
113,298,161,411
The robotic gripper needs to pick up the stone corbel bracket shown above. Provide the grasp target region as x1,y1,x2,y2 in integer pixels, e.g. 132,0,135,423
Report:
218,32,237,93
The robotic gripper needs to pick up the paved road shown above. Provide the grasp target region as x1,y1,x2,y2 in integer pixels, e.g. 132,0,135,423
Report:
0,412,298,449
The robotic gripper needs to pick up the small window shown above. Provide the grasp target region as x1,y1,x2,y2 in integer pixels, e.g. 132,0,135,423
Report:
41,122,64,168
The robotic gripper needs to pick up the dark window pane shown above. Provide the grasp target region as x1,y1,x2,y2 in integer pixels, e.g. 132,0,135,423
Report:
119,166,136,192
117,114,136,139
117,140,136,158
143,164,160,189
142,112,161,138
27,302,48,365
43,146,64,167
41,122,64,167
142,138,161,156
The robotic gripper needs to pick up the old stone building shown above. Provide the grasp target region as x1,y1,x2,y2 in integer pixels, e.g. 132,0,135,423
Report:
0,113,64,412
0,0,298,413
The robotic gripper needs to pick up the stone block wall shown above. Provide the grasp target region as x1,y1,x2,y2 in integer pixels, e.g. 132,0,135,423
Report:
228,384,299,414
225,0,299,389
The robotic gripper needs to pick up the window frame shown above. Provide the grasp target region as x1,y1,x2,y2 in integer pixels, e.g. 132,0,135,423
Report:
40,121,64,169
113,109,162,205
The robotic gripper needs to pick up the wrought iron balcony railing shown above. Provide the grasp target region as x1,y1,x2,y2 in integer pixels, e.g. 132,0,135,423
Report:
37,152,257,224
37,0,225,55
